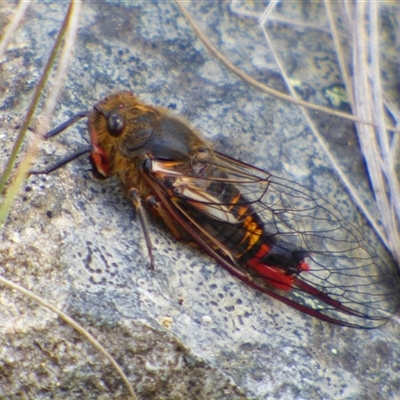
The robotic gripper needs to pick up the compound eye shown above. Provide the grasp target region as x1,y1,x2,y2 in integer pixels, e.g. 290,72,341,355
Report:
107,112,125,137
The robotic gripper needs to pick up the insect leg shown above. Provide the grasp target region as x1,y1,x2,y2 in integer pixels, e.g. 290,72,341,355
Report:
146,196,182,240
44,111,89,139
30,145,92,175
128,188,155,269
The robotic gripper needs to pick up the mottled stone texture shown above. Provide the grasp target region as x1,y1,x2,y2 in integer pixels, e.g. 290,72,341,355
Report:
1,2,399,399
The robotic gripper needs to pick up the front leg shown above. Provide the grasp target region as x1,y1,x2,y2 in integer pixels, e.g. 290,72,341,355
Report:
29,146,91,175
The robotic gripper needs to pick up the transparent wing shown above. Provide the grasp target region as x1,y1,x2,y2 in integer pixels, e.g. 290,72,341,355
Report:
143,153,400,328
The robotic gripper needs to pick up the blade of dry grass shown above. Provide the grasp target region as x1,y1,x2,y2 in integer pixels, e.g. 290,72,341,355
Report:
0,275,138,400
0,0,30,59
259,2,393,251
361,1,400,262
175,0,399,132
0,2,76,225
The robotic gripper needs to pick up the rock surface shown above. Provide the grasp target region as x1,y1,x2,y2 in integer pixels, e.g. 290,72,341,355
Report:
1,2,399,399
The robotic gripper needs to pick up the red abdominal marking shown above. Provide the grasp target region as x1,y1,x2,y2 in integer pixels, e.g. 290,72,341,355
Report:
299,260,311,272
245,243,306,291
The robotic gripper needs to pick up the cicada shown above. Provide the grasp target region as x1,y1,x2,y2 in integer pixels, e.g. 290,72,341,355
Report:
32,91,400,329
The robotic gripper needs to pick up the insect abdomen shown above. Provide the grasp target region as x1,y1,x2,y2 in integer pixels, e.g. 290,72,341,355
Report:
187,183,310,290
